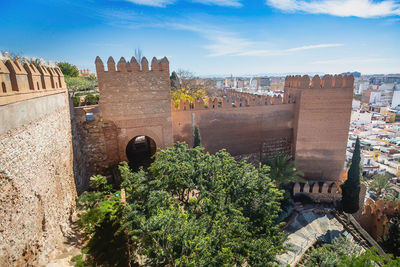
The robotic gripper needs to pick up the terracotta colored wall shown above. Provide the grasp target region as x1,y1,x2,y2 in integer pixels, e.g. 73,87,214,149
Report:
95,56,173,162
358,198,400,239
91,56,354,184
172,104,295,156
289,75,354,181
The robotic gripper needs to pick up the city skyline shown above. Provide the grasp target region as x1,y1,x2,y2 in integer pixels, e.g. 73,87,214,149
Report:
1,0,400,75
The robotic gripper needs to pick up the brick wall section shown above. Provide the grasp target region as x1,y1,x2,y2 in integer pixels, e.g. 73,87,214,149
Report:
0,92,76,266
87,57,353,184
289,75,354,181
172,104,295,156
96,56,173,162
357,198,400,239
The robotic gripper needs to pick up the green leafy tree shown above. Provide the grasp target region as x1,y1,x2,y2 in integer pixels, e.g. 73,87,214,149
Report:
341,137,361,213
76,175,128,266
72,96,80,107
77,143,287,266
193,126,201,148
303,236,363,267
264,153,304,186
302,237,400,267
366,174,394,199
381,217,400,257
84,94,99,106
65,76,92,96
57,62,79,77
121,143,286,266
339,248,400,266
86,74,97,82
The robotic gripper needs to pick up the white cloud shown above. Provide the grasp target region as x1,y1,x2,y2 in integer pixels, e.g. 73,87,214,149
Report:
236,43,343,56
125,0,175,7
266,0,400,18
124,0,242,7
192,0,242,7
169,22,343,57
286,43,344,51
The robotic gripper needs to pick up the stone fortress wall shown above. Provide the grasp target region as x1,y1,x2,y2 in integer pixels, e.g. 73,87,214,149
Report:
171,90,295,157
0,54,354,264
74,56,354,193
0,59,77,265
287,75,354,181
358,198,400,239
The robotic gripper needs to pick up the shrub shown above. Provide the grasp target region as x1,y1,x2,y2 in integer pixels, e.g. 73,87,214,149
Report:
72,96,80,107
84,94,99,106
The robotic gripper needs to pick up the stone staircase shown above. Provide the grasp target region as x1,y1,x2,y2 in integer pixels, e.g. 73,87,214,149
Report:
276,206,354,266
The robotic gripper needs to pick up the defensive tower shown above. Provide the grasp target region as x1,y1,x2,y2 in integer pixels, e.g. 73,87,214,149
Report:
87,56,353,186
286,74,354,181
94,56,173,166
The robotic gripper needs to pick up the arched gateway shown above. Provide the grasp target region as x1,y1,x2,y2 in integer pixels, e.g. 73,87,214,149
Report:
126,136,156,170
88,55,354,184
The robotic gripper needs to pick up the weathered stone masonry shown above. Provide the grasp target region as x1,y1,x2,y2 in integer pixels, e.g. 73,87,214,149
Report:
0,55,354,265
0,60,77,266
75,56,354,192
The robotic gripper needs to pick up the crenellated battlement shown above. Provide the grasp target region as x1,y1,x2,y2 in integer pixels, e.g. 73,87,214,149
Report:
361,198,400,218
284,74,354,90
172,90,290,111
293,181,341,203
95,56,169,73
0,59,67,106
91,54,353,186
358,198,400,239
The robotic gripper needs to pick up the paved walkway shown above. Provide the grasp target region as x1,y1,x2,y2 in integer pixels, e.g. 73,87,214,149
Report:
276,209,353,266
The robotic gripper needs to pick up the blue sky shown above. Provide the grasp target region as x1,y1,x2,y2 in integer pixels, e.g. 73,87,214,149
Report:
1,0,399,75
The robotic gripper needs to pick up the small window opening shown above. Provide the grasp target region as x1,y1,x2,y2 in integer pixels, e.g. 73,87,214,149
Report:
2,82,6,93
85,112,94,121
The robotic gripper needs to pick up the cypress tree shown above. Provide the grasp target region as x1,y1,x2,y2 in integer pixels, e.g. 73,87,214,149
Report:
341,137,361,213
170,71,180,90
193,126,201,148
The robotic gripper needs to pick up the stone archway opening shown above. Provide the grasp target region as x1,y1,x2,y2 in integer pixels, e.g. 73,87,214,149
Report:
126,135,157,170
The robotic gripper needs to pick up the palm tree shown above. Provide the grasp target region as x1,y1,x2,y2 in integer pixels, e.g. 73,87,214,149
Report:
366,174,394,199
265,153,305,186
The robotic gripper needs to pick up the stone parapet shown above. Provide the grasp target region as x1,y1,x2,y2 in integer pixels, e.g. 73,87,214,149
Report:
358,198,400,239
290,74,354,181
284,74,354,89
0,59,67,106
293,181,341,203
95,56,169,73
172,90,288,111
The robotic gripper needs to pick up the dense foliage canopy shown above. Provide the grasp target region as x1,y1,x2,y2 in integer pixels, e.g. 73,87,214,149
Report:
301,236,400,267
77,143,287,266
57,62,79,77
301,236,362,266
381,217,400,257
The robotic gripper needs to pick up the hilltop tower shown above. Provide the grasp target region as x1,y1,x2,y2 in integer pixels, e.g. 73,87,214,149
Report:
94,55,173,166
286,74,354,181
